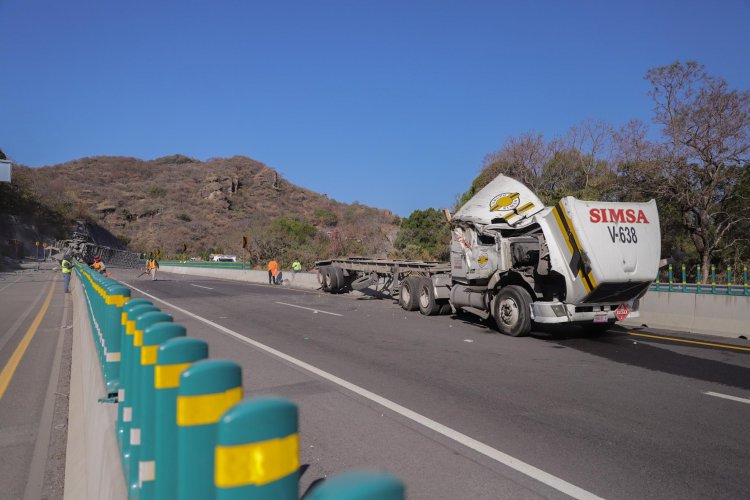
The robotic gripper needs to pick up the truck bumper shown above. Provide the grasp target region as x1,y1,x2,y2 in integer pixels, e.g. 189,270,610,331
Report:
531,301,640,324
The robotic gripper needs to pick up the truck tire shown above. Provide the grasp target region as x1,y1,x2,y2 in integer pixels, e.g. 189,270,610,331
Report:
399,277,420,311
331,266,345,293
492,285,532,337
418,277,441,316
320,266,334,292
317,266,328,289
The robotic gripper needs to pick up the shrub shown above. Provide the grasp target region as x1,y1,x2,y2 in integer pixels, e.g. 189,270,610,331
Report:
149,185,166,197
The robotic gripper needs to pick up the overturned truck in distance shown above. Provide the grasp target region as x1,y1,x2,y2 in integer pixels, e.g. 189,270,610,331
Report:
316,175,661,337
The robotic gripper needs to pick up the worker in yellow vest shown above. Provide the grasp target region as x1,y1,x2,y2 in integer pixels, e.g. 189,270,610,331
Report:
61,254,73,293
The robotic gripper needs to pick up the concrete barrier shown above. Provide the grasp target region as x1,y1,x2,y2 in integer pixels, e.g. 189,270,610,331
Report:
622,290,750,339
65,276,126,500
160,267,321,291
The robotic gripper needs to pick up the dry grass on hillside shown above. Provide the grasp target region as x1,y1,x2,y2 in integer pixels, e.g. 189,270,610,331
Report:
23,155,400,266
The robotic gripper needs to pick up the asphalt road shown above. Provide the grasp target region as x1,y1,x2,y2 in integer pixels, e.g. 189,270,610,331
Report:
0,269,71,500
112,269,750,500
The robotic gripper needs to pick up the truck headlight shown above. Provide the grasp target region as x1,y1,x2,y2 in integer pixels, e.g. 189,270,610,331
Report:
552,303,567,317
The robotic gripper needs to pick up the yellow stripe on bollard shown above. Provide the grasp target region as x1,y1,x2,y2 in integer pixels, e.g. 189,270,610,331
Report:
127,320,137,335
106,294,129,307
154,363,192,389
214,434,299,488
141,345,159,365
134,329,144,347
177,387,242,426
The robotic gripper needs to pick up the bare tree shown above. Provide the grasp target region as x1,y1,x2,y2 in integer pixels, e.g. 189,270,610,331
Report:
481,131,553,192
565,119,615,190
645,61,750,272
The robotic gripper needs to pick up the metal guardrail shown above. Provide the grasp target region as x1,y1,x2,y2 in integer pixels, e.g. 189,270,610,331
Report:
160,261,248,270
74,263,405,499
651,263,750,296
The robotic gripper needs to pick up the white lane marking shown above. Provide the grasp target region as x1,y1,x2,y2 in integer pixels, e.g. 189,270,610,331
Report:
0,275,23,293
190,284,214,290
704,391,750,405
125,283,601,500
274,301,343,317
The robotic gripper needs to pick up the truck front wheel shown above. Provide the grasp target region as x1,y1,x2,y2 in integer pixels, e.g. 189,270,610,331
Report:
492,285,532,337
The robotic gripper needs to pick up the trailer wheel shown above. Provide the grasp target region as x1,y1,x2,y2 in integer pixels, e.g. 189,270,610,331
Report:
317,266,327,288
331,266,345,293
418,277,441,316
320,266,333,292
492,285,532,337
399,277,420,311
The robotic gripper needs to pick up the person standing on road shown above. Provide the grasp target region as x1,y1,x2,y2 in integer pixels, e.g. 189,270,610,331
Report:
268,259,279,284
147,257,159,281
292,260,302,274
61,254,73,293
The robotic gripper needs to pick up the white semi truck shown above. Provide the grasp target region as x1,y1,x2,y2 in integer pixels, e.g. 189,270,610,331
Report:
316,174,661,337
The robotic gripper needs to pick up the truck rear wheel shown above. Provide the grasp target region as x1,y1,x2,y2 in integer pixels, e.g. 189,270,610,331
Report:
418,277,441,316
492,285,532,337
399,277,420,311
331,266,345,293
320,266,334,292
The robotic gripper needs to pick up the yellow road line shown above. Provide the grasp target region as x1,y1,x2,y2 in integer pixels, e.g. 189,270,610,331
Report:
629,331,750,352
0,277,57,400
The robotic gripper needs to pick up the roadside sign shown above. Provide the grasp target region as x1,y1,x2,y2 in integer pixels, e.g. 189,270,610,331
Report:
35,241,39,247
0,160,10,183
615,304,630,321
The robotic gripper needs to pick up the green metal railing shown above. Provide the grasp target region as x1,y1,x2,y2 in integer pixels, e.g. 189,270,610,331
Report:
160,261,248,270
74,263,405,499
651,263,750,295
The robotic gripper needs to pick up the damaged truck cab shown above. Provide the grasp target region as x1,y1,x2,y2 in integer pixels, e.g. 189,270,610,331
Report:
447,175,660,336
316,174,661,337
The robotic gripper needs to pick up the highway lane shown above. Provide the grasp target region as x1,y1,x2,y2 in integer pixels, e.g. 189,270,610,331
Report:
0,270,70,500
119,270,750,499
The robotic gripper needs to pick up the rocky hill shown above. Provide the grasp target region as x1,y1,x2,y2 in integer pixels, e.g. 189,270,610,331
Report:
10,155,400,266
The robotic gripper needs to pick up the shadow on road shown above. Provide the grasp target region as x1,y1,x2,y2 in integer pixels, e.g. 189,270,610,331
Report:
534,325,750,391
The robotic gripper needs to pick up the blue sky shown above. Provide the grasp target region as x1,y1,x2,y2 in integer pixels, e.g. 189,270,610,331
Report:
2,1,748,216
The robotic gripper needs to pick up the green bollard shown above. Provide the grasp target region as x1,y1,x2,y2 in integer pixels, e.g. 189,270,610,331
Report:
681,264,686,292
727,265,732,294
118,300,154,451
307,470,405,500
696,265,702,293
711,264,716,293
139,323,187,500
155,338,209,500
177,360,243,500
668,264,673,292
745,266,748,296
120,304,159,462
103,284,130,395
128,311,173,498
214,398,299,499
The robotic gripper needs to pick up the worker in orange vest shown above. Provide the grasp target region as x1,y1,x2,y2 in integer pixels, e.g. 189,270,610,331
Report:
267,259,279,285
147,257,159,280
91,256,107,275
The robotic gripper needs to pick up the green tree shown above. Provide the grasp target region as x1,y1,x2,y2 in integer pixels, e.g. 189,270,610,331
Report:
394,208,451,260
